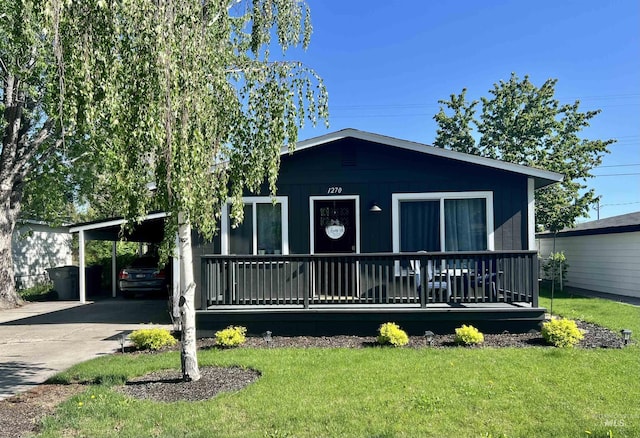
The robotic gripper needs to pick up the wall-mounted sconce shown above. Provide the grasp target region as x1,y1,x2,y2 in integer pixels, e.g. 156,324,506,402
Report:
369,201,382,212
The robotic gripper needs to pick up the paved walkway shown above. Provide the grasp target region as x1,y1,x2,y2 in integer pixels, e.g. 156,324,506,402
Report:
0,299,172,400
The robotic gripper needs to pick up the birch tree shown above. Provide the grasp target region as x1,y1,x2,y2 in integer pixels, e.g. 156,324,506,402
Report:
434,73,613,231
1,0,328,381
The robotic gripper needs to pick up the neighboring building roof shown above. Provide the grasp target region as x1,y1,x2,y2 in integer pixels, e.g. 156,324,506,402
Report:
285,128,564,189
537,211,640,238
17,219,70,232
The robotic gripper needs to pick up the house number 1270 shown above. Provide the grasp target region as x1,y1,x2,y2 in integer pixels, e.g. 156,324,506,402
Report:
327,187,343,194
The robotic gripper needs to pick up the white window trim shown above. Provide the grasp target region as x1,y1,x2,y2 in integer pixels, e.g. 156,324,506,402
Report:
309,195,360,255
391,191,495,253
527,177,535,250
221,196,289,255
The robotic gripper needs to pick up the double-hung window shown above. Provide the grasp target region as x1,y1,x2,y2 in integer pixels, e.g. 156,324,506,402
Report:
392,192,494,253
221,197,289,255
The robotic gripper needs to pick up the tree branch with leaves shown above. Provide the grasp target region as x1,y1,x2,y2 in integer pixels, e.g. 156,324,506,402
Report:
433,73,613,231
49,0,327,381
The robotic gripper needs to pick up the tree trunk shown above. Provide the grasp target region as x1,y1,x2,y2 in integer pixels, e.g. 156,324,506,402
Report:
0,213,22,309
178,212,200,382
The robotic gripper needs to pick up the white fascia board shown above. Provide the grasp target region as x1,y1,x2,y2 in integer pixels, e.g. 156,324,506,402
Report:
527,178,536,250
68,212,169,233
286,128,563,188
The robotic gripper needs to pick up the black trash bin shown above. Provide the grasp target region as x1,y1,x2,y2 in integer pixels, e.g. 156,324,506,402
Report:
47,266,79,300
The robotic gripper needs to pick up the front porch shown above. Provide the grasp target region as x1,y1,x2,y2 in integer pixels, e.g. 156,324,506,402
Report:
197,251,545,335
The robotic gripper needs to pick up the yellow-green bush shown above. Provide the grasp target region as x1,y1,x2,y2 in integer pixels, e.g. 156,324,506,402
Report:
129,328,177,351
215,326,247,348
377,322,409,347
454,324,484,346
542,318,584,348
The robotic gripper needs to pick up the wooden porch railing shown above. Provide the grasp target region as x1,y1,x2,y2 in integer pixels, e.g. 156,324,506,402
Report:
200,251,540,309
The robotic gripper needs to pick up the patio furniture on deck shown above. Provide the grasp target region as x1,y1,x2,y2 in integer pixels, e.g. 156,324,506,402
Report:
460,257,499,301
411,257,451,301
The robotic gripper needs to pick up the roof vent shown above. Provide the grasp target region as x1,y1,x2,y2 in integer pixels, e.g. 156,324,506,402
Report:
341,147,357,167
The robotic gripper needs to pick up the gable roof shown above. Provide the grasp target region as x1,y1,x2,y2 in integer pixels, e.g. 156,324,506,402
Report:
285,128,563,189
537,211,640,238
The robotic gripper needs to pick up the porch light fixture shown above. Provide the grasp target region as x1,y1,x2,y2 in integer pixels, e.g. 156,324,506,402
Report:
369,201,382,212
621,329,632,345
424,330,434,346
263,330,272,346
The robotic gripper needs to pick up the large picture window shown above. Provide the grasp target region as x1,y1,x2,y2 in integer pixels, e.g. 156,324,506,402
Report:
392,192,493,253
222,197,288,255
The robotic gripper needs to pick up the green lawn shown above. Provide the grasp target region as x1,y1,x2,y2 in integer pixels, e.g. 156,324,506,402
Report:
38,292,640,438
539,286,640,338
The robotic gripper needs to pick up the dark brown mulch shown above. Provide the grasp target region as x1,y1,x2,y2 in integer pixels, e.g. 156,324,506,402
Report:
197,319,626,350
0,384,85,438
116,366,261,403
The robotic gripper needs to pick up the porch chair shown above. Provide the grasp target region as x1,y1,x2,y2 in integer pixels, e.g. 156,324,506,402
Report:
462,257,499,301
411,255,451,302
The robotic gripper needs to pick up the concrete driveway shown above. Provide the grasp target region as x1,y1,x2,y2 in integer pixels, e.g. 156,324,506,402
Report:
0,298,172,400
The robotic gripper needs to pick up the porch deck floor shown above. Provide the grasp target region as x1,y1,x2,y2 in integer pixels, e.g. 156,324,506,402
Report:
203,302,534,312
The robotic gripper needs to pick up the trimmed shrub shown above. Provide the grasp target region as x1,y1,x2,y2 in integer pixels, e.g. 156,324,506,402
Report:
454,324,484,346
215,326,247,348
18,282,57,302
377,322,409,347
542,318,584,348
129,328,177,351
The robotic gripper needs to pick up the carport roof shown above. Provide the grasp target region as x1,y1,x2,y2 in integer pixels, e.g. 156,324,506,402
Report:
68,212,168,243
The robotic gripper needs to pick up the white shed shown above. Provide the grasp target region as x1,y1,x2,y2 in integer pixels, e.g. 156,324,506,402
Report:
12,221,73,289
536,212,640,299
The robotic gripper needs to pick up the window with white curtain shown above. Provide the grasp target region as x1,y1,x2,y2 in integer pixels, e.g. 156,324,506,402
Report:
392,192,493,253
222,197,288,255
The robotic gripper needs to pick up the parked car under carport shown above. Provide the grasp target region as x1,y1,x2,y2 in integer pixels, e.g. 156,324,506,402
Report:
118,256,169,298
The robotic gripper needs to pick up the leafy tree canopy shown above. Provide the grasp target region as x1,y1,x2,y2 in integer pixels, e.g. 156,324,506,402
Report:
1,0,328,324
434,73,613,232
55,0,328,239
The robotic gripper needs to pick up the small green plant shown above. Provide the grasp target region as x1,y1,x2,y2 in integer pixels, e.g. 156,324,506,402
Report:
541,318,584,348
543,251,569,289
18,281,56,302
215,326,247,348
376,322,409,347
129,328,177,351
454,324,484,346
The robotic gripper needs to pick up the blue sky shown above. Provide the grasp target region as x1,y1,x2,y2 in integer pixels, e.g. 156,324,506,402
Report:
289,0,639,221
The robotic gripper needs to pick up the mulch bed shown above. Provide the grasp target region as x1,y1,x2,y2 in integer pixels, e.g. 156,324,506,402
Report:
117,366,261,403
197,320,625,350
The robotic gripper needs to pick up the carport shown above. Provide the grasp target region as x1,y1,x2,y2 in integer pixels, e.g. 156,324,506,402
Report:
68,213,180,320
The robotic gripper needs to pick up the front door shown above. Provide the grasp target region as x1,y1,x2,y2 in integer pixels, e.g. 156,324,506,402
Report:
313,199,357,253
311,197,359,299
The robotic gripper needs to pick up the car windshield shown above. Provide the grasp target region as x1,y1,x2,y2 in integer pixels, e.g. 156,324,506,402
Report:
130,257,159,269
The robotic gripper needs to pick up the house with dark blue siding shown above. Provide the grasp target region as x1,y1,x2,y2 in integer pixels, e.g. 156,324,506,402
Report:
194,129,563,335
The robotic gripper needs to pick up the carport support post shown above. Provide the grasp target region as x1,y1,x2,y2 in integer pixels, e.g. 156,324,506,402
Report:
112,241,117,298
79,230,86,303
